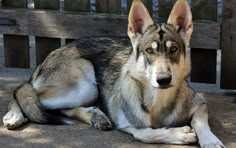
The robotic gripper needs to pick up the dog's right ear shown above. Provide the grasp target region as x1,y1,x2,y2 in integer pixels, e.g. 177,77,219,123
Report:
128,0,154,45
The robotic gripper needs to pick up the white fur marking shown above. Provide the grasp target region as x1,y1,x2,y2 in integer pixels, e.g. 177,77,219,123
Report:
3,110,26,128
117,110,131,129
197,125,225,147
145,64,159,88
32,77,43,90
40,80,98,109
151,42,158,49
166,40,172,48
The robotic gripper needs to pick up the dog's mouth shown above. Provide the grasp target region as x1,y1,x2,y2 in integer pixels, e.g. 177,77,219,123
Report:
157,84,173,89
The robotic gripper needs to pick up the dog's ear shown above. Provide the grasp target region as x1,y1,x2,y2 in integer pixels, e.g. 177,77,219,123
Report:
128,0,153,45
167,0,193,47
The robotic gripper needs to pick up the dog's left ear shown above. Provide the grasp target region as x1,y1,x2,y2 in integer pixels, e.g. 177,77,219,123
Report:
128,0,154,45
167,0,193,47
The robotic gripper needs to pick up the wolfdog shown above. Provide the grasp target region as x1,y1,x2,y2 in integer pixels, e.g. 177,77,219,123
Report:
3,0,224,147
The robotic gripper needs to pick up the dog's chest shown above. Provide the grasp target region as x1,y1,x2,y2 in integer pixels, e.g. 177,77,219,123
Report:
150,92,191,128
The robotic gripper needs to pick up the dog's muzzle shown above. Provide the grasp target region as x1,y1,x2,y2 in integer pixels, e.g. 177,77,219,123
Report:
156,72,172,87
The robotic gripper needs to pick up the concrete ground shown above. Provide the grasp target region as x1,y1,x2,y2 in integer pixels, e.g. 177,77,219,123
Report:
0,68,235,148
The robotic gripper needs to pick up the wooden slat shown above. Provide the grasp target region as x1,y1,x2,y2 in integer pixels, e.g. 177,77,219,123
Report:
64,0,90,43
158,0,176,18
34,0,59,10
190,0,218,84
0,9,221,50
221,0,236,89
191,0,217,21
96,0,121,14
2,0,29,68
2,0,27,8
127,0,152,15
64,0,90,12
34,0,61,65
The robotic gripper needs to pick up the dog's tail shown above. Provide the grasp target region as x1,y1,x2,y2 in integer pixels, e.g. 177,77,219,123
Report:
14,83,72,125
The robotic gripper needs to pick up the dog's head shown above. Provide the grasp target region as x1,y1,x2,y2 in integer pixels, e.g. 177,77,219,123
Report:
128,0,192,88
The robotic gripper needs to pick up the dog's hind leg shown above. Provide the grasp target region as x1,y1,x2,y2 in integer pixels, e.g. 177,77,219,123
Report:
62,107,112,131
3,100,27,129
191,103,225,148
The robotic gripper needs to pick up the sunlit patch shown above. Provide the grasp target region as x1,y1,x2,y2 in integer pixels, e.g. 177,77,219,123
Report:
166,40,172,48
151,42,158,49
145,64,159,88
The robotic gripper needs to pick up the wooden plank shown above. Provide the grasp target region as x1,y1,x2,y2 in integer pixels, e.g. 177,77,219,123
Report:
0,9,221,50
34,0,61,65
96,0,121,14
64,0,90,43
191,0,217,21
2,0,29,68
221,0,236,89
190,0,218,84
64,0,90,12
127,0,152,15
158,0,176,17
34,0,59,10
2,0,27,8
190,21,220,49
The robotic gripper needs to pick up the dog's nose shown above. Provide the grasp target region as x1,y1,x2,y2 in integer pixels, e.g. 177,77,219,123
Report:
156,72,172,87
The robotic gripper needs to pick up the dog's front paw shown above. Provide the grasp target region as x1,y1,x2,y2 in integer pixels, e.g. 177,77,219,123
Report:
3,110,27,129
170,126,198,144
199,131,225,148
90,111,112,131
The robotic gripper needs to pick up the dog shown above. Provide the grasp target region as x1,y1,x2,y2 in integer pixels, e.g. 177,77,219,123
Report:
3,0,224,147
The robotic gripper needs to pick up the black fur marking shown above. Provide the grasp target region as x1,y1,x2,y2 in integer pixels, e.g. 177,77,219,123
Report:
121,95,146,128
141,103,149,113
158,29,165,41
130,76,149,113
136,46,140,61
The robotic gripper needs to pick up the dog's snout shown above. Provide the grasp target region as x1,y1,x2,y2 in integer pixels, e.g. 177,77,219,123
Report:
156,72,172,87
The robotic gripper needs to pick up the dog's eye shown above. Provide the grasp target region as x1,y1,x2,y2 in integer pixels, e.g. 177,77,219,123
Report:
146,48,153,54
170,46,178,53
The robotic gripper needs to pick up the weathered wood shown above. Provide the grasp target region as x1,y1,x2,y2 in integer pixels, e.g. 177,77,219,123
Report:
34,0,59,10
158,0,176,17
190,0,217,84
2,0,27,8
190,21,220,49
108,0,121,14
96,0,121,14
0,9,221,50
64,0,90,12
2,0,29,68
221,0,236,89
64,0,91,43
192,0,218,21
34,0,61,65
127,0,152,15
